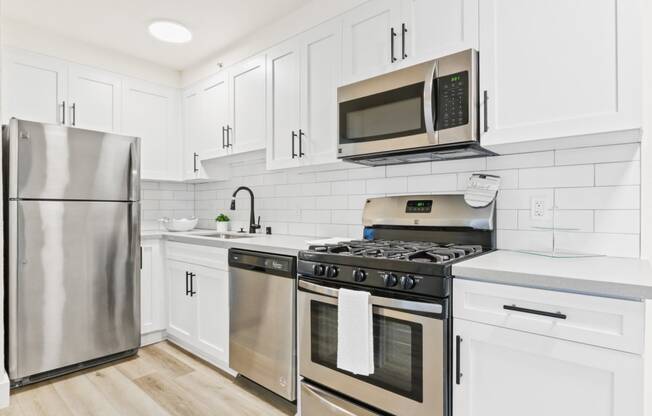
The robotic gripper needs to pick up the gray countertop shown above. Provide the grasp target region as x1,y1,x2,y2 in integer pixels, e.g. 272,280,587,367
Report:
452,250,652,300
142,229,322,256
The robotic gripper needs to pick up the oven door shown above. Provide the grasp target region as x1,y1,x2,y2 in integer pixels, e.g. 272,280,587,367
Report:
298,280,446,416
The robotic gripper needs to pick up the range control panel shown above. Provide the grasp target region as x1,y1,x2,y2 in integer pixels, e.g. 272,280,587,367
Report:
435,70,469,131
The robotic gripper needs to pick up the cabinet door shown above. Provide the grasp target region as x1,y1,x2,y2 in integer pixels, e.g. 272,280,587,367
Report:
140,241,166,335
230,55,266,154
401,0,478,62
194,265,229,365
341,0,402,84
68,64,122,132
2,48,67,125
266,39,302,170
479,0,641,149
300,20,342,166
123,79,181,181
166,260,195,344
182,88,206,180
453,319,643,416
200,72,231,159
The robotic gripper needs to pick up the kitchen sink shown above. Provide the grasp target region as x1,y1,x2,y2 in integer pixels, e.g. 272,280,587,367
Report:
201,233,254,239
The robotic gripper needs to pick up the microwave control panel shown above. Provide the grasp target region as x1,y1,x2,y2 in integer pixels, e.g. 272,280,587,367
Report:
435,70,469,131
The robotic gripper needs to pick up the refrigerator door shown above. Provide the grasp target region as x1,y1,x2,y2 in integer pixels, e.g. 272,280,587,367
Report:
7,119,139,201
8,200,140,380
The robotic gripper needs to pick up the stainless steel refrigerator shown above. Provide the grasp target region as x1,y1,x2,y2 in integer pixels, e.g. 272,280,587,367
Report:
3,118,141,387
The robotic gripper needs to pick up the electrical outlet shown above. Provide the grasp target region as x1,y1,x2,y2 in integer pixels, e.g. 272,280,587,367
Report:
531,197,547,219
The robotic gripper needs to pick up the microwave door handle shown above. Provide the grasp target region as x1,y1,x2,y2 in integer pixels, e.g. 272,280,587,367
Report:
424,59,438,143
298,280,442,315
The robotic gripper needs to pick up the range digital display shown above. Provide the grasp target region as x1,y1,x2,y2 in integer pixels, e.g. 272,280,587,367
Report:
406,200,433,213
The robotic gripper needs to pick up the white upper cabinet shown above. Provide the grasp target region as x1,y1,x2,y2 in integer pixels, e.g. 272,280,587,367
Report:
200,72,231,159
401,0,478,62
342,0,401,85
266,20,342,170
453,319,643,416
229,54,267,154
123,79,181,181
266,38,302,170
68,64,122,133
299,20,342,166
182,86,207,180
2,49,67,125
479,0,642,150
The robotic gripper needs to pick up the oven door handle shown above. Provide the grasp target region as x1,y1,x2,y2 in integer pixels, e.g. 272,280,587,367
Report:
298,280,442,315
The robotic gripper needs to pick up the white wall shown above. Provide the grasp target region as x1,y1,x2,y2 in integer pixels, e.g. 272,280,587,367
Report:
181,0,367,86
641,0,652,261
1,18,180,88
188,143,642,258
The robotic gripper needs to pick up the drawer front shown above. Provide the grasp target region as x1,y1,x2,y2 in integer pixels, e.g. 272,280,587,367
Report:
166,242,228,270
453,279,645,354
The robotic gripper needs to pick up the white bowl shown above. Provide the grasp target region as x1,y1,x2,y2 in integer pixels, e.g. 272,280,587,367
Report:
159,217,199,232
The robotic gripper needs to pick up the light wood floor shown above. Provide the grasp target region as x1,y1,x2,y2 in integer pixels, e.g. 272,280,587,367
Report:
0,341,296,416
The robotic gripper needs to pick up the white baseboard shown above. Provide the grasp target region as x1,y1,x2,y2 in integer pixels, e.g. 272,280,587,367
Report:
0,370,10,409
141,330,167,347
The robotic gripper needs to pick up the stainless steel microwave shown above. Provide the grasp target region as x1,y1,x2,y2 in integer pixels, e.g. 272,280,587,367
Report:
337,49,495,166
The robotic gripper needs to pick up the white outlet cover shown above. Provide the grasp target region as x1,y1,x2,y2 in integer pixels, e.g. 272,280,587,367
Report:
530,197,547,219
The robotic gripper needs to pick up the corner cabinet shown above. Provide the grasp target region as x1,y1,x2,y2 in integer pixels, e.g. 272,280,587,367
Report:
479,0,642,151
266,20,342,170
166,243,229,370
182,86,208,181
229,54,267,154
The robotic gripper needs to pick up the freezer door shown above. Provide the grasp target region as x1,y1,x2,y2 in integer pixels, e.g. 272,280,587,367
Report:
8,200,140,380
6,119,140,201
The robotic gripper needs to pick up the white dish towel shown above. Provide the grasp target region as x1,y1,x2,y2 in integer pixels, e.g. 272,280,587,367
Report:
336,288,374,376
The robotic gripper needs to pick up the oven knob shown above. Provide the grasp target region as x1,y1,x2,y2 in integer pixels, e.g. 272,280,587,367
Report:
383,273,398,287
352,269,367,282
400,275,416,290
313,264,326,276
326,265,339,278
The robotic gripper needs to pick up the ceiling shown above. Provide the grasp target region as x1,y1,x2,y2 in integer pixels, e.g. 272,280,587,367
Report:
1,0,310,70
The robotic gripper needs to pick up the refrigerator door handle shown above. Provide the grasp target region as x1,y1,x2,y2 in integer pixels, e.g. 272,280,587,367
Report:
128,139,141,202
7,201,18,378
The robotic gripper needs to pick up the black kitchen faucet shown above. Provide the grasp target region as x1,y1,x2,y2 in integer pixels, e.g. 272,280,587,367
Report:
230,186,261,234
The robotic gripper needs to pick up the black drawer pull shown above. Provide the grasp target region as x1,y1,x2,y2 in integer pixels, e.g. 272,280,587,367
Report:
503,304,567,320
455,335,462,385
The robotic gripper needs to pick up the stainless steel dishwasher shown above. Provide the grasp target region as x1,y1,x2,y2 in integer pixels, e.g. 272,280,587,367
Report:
228,248,297,401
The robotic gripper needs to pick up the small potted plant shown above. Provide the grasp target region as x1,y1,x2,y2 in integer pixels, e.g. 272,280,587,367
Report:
215,213,231,233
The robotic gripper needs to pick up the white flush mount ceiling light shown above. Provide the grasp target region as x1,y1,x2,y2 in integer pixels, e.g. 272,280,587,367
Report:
148,20,192,44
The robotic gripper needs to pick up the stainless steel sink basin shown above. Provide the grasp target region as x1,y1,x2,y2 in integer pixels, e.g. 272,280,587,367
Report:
201,233,253,239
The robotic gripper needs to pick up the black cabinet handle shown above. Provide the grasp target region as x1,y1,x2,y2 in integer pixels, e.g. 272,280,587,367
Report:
483,90,489,133
401,23,407,59
291,131,298,158
185,271,190,296
390,27,397,63
456,335,462,385
298,129,305,157
139,246,142,270
61,101,66,124
189,273,197,296
222,126,226,148
193,152,198,172
71,103,76,126
226,125,233,147
503,304,567,320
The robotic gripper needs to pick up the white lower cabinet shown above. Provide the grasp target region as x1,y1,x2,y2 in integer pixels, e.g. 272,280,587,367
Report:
166,244,229,369
453,319,643,416
140,240,167,342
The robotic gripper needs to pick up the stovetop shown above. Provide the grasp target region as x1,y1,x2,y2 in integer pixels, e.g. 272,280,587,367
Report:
307,239,484,264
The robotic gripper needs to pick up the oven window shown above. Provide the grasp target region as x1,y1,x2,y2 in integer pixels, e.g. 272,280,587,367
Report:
339,82,426,144
310,301,423,402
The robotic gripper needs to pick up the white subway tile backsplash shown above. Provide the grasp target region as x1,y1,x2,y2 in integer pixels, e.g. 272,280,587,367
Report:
595,161,640,186
594,210,640,234
141,142,640,257
519,165,594,189
555,186,640,209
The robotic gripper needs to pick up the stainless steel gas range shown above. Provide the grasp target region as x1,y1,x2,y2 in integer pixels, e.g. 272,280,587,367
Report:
297,194,496,416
